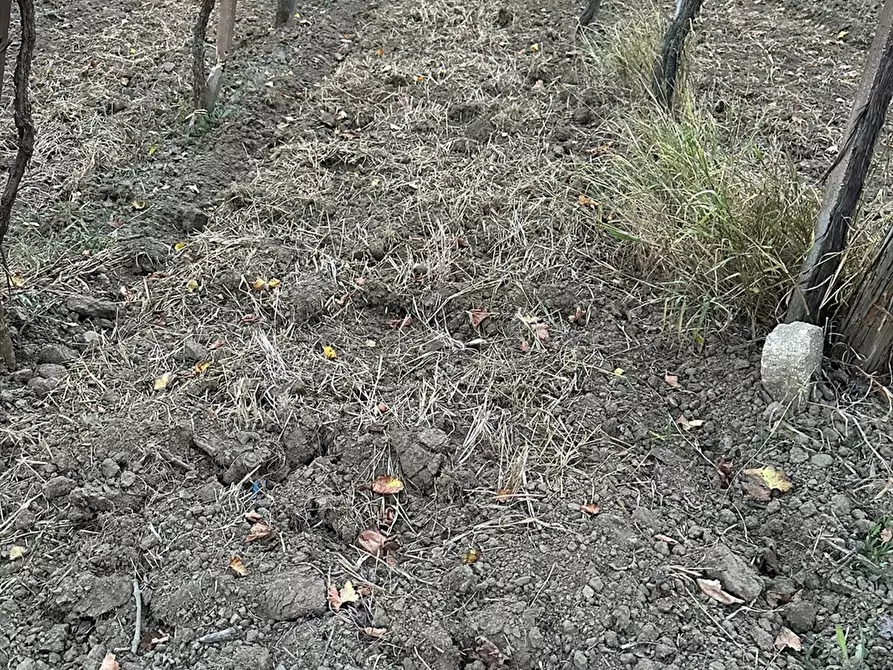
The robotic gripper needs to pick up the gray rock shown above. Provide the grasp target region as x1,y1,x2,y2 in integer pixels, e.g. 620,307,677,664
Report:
810,453,833,468
789,445,809,464
38,344,78,365
573,650,588,669
100,458,120,479
28,377,58,397
259,570,325,620
282,426,317,467
72,575,132,617
706,543,763,601
10,368,34,383
831,493,852,517
784,601,817,633
43,476,76,500
760,322,823,411
397,440,442,491
37,364,68,380
418,427,448,451
181,338,209,363
67,295,118,320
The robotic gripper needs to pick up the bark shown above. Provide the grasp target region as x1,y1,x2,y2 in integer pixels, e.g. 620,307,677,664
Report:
192,0,215,110
787,0,893,326
651,0,704,111
274,0,295,28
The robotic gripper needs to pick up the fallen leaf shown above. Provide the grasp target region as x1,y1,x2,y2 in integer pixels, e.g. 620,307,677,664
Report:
529,43,540,52
173,241,187,252
131,200,147,210
535,323,549,341
742,466,792,495
716,458,734,488
580,503,600,517
675,415,704,431
10,273,25,287
376,402,389,414
153,372,173,391
99,652,119,670
880,528,892,544
613,368,625,377
241,313,260,323
251,277,267,291
653,534,679,545
371,475,404,495
462,547,480,565
568,306,585,323
328,580,360,611
361,627,387,638
375,47,384,57
664,372,680,388
9,545,26,560
387,316,413,330
228,556,247,577
245,521,275,542
267,278,281,289
578,194,597,207
194,360,210,375
696,578,744,605
469,308,490,328
774,627,802,652
741,481,773,501
358,529,389,555
185,278,199,292
519,340,530,352
244,511,263,523
323,345,337,360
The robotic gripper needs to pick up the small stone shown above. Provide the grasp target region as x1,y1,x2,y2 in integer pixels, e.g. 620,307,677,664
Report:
67,296,118,320
37,364,68,380
10,368,34,383
706,543,763,601
43,476,76,500
830,493,852,517
572,650,588,669
259,570,325,620
789,446,809,464
572,107,593,125
27,377,58,397
73,575,133,617
581,584,595,600
100,458,120,479
38,344,78,365
810,453,833,468
181,338,209,363
120,471,137,487
633,659,655,670
784,601,817,633
588,576,604,592
760,322,823,411
418,427,448,451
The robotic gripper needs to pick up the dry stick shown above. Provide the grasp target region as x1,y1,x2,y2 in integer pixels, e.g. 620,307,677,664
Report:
0,0,35,370
192,0,215,110
651,0,704,112
787,0,893,327
131,578,142,654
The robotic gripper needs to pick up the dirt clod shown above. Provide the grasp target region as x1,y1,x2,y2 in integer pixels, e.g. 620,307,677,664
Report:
259,570,326,621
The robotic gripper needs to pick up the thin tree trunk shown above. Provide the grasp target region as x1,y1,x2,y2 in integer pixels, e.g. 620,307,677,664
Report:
787,0,893,326
0,0,36,370
274,0,295,28
192,0,215,110
202,0,236,112
579,0,602,28
651,0,704,111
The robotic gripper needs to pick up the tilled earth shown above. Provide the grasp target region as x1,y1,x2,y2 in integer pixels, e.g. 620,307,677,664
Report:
0,0,891,669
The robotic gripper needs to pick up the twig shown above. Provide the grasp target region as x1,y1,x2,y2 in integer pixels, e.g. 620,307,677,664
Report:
131,578,142,654
198,627,238,644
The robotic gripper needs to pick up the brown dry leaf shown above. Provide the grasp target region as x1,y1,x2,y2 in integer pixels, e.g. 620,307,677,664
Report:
228,555,247,577
580,503,600,517
11,272,25,287
244,510,263,523
245,521,275,542
99,652,119,670
741,481,773,501
462,547,480,565
328,580,360,611
664,372,681,388
774,627,802,652
358,529,389,555
469,308,490,328
696,578,744,605
194,360,210,375
568,306,585,323
742,466,792,495
716,458,734,488
371,475,404,495
578,194,597,207
361,627,387,639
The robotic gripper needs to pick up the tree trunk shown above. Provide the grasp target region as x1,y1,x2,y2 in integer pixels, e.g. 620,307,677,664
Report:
579,0,602,28
0,0,36,370
274,0,295,28
191,0,215,110
651,0,704,111
786,0,893,326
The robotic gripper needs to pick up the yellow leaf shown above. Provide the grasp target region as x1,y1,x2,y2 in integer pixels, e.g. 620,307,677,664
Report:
365,339,377,347
530,43,540,52
153,372,172,391
613,368,625,376
10,273,25,287
194,361,210,375
148,145,158,156
251,277,267,291
185,279,199,292
129,47,136,55
228,555,247,577
174,241,187,252
340,580,359,605
267,278,281,289
323,345,337,360
578,194,597,207
462,548,479,565
742,465,792,494
131,200,146,210
9,545,26,560
838,30,849,40
371,475,404,495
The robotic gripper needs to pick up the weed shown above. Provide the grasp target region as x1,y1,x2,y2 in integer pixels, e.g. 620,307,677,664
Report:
835,624,867,663
861,514,893,566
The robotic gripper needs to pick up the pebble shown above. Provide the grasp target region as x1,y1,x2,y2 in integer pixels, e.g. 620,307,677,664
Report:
830,493,852,517
789,446,808,463
784,601,817,633
37,364,67,380
42,476,76,500
811,453,833,468
581,585,595,600
572,650,588,669
100,458,120,479
38,344,77,365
